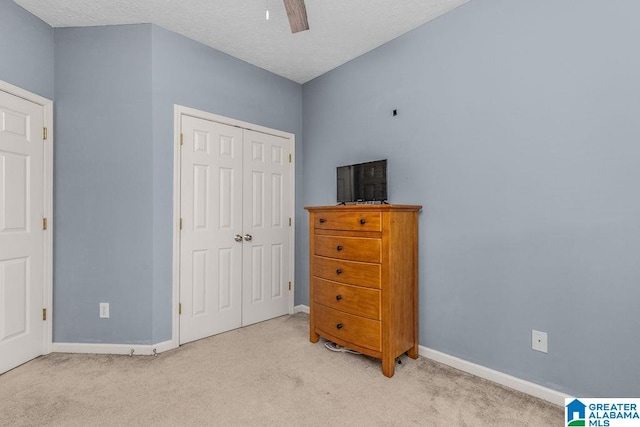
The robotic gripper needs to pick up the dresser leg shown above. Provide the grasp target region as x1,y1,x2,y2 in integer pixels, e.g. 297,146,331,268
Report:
310,331,319,343
382,357,395,378
407,345,419,359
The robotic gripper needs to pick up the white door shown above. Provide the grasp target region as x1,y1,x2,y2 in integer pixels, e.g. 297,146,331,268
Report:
179,116,244,344
0,90,45,373
179,115,293,344
242,129,291,326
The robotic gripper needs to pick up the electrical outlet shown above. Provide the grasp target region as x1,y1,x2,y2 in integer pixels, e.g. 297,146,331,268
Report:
532,329,547,353
99,303,110,319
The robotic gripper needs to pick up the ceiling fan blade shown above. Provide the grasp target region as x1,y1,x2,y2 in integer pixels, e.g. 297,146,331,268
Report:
283,0,309,33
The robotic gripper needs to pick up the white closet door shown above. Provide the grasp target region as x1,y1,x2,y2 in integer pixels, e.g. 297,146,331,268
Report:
241,129,292,326
179,116,243,344
0,90,45,373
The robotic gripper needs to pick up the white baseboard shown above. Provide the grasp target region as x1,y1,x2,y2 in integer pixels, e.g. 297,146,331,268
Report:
419,345,570,406
51,316,566,406
292,305,566,404
294,304,310,314
53,339,176,356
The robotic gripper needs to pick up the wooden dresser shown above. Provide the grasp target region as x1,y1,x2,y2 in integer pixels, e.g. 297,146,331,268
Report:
305,204,422,377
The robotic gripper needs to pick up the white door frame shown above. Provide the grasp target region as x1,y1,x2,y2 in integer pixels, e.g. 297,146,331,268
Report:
0,79,53,355
171,105,295,349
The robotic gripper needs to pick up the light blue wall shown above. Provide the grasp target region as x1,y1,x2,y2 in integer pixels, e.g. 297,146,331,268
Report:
54,25,155,344
51,23,302,345
302,0,640,397
150,25,303,342
0,0,53,99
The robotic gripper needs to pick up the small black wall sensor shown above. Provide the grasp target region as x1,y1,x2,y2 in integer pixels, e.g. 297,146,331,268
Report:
392,109,398,117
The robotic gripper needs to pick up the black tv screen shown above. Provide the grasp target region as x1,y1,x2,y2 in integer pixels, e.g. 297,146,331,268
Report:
337,159,387,203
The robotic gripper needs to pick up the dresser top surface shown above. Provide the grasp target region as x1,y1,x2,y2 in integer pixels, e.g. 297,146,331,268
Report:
305,204,422,213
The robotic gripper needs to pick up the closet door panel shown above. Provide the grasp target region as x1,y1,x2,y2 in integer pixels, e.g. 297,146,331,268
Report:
241,129,292,326
179,117,243,344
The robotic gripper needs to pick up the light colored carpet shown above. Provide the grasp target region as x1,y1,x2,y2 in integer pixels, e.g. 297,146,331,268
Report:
0,313,562,426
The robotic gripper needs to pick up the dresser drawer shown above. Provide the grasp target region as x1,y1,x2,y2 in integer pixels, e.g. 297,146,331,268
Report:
314,211,381,232
313,278,380,320
315,235,381,263
314,304,381,351
313,256,381,289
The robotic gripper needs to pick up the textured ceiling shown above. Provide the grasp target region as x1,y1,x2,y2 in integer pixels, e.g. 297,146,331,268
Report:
14,0,469,84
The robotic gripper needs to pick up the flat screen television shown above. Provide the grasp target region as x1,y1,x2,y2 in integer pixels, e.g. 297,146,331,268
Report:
337,159,387,204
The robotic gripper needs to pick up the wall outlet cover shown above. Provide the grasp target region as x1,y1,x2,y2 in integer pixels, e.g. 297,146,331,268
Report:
99,302,110,319
532,329,548,353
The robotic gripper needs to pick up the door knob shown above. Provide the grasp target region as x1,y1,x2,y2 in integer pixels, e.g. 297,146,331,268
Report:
234,234,243,242
243,234,253,242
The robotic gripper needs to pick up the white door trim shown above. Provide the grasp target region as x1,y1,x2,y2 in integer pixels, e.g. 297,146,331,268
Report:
0,80,53,355
171,105,296,349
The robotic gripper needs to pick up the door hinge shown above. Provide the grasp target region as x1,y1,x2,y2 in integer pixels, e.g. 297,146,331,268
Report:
42,218,47,230
289,153,292,163
43,127,48,140
42,308,47,321
180,218,183,230
179,303,182,315
180,133,184,146
288,282,292,291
